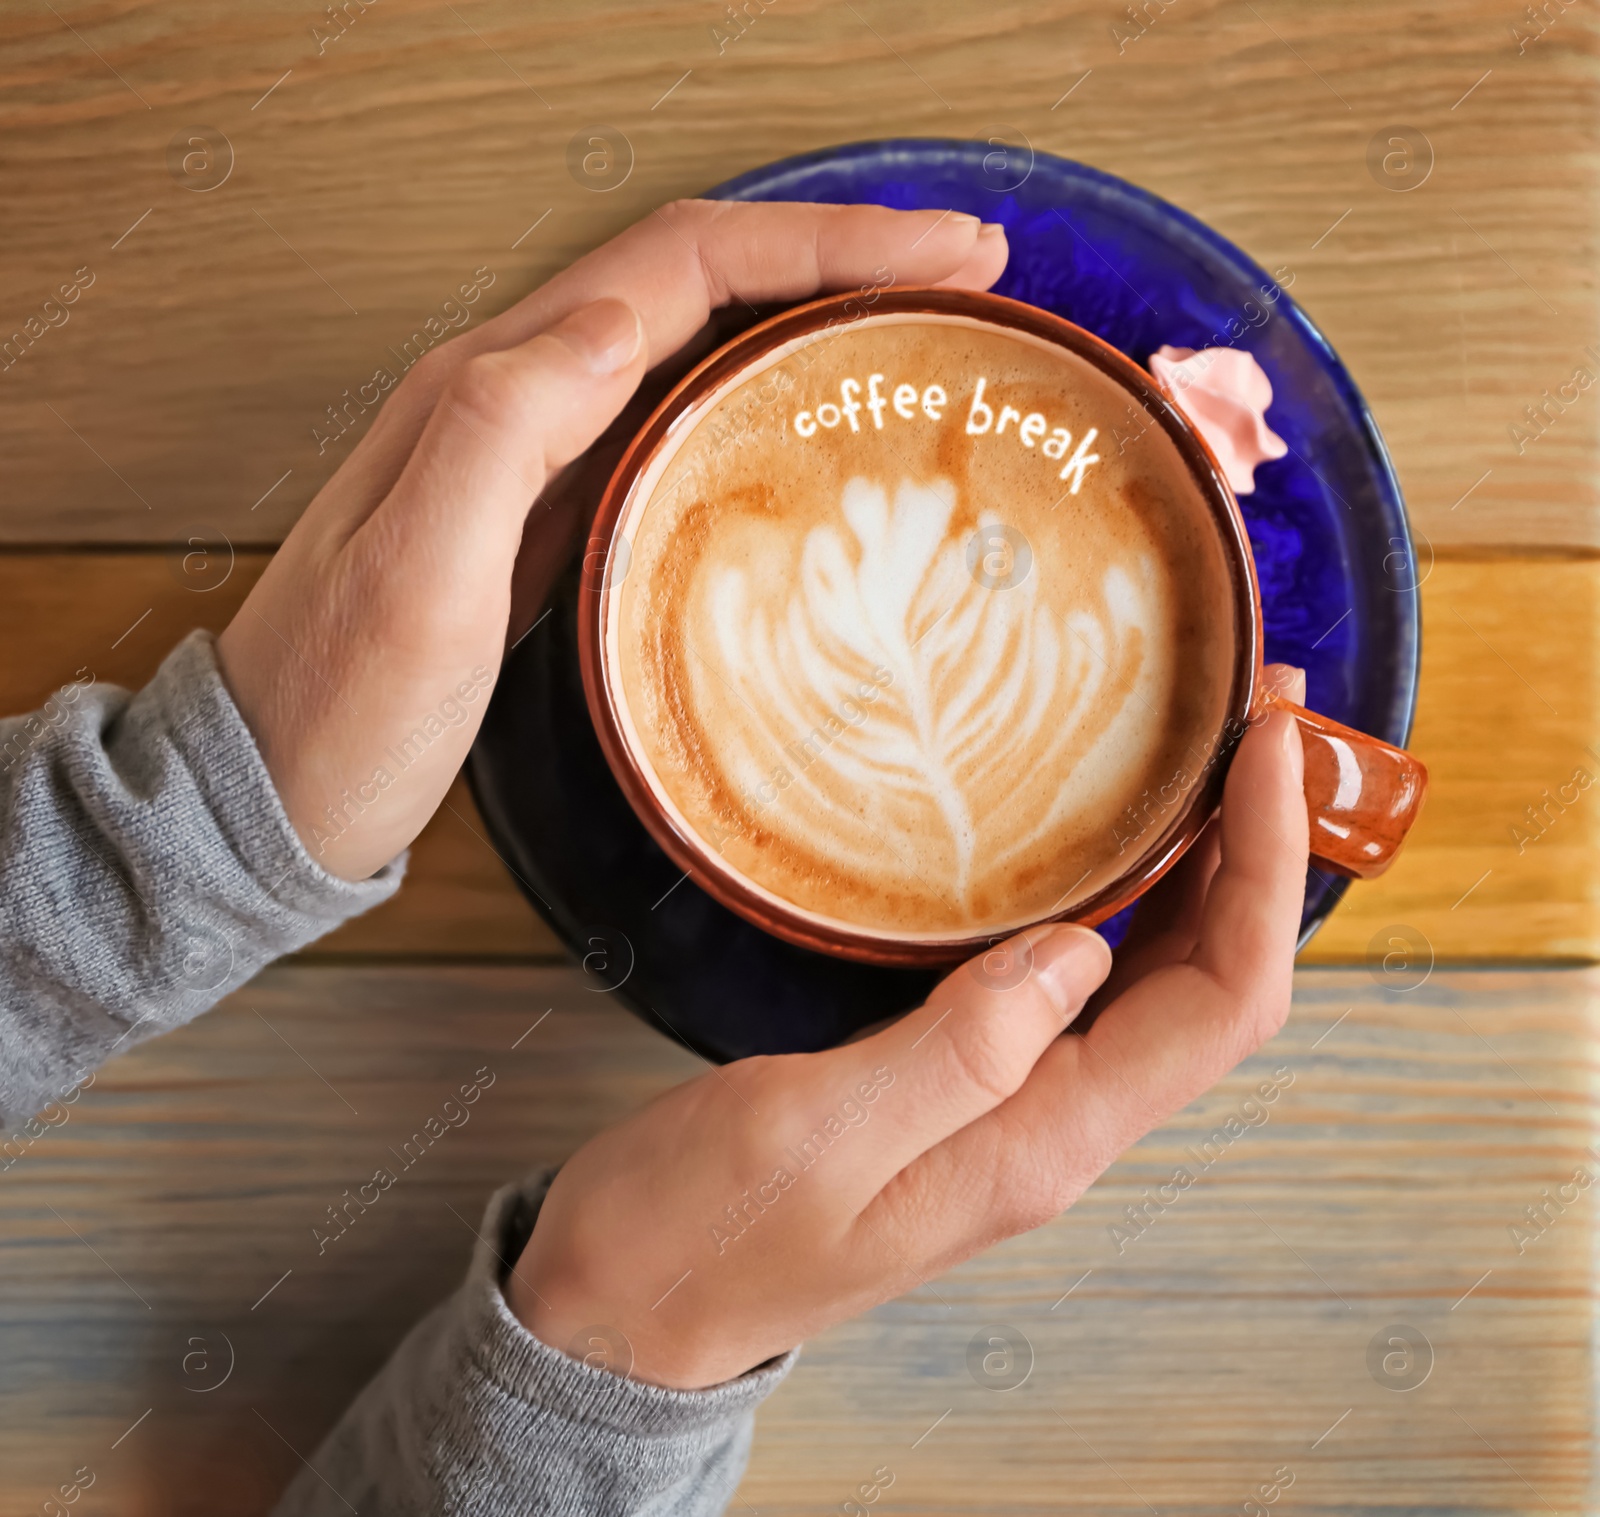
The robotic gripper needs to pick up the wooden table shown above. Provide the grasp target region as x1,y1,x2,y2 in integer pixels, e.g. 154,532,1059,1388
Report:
1,1,1594,1510
1,967,1594,1513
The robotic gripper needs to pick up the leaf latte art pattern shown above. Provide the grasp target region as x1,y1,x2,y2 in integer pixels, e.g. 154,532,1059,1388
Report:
688,475,1166,927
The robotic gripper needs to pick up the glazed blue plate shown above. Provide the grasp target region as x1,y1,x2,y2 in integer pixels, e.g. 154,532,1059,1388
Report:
468,139,1420,1062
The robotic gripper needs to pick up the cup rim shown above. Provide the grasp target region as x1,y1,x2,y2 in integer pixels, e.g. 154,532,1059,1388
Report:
579,286,1263,966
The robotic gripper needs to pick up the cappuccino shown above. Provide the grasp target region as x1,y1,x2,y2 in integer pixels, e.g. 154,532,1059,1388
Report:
603,312,1238,942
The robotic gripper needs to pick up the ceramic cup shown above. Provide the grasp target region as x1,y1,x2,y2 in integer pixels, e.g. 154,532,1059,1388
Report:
579,288,1428,966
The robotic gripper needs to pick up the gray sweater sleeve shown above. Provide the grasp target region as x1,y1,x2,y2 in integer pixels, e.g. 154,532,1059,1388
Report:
0,630,403,1128
274,1170,797,1517
0,631,793,1512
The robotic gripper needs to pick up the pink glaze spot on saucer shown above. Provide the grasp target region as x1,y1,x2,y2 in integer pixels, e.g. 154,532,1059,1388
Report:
1149,345,1288,495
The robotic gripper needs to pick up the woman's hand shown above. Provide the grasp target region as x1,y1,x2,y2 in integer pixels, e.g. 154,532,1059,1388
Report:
508,672,1308,1390
215,201,1008,880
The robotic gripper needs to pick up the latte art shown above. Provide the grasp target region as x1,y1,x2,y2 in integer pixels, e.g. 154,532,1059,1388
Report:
697,474,1164,907
606,313,1237,941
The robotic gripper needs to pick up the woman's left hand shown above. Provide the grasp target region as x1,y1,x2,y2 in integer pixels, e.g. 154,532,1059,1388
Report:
216,200,1008,879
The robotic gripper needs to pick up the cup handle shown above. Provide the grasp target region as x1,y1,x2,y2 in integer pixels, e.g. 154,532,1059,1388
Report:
1265,700,1429,879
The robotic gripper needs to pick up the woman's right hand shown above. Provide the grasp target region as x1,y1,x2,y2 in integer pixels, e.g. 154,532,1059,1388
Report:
507,692,1307,1390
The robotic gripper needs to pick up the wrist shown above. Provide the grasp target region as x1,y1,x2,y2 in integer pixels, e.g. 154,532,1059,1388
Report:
505,1239,740,1392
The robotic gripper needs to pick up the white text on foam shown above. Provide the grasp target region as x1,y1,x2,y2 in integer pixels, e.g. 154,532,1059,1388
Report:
791,373,1102,494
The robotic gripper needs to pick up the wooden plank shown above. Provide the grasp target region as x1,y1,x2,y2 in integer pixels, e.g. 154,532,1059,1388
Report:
0,549,1588,961
308,770,555,957
1301,552,1600,963
0,964,1591,1512
0,547,262,697
0,548,562,957
759,985,1600,1510
0,0,1593,547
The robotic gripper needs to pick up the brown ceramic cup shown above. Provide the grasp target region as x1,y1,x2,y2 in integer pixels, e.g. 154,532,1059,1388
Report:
578,288,1427,966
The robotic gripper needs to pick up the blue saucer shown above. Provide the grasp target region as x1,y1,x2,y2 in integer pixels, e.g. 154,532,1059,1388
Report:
467,139,1420,1062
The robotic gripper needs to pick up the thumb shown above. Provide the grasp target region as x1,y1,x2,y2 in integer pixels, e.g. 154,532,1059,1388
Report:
842,923,1113,1184
370,297,647,552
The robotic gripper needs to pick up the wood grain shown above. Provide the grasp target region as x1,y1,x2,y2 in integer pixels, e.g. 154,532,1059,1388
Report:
0,549,1589,962
0,964,1591,1513
0,0,1593,547
0,548,563,957
1301,551,1600,963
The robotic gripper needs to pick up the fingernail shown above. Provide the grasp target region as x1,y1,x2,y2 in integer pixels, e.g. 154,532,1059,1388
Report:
946,211,981,227
1261,705,1302,769
978,222,1007,240
554,298,643,375
1260,662,1306,709
1276,705,1303,756
1031,924,1113,1019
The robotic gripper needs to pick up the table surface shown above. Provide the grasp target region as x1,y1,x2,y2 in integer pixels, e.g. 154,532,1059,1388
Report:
1,0,1596,1511
1,966,1595,1514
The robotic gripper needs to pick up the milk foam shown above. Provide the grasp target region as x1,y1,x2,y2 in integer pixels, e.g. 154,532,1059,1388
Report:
606,313,1236,940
